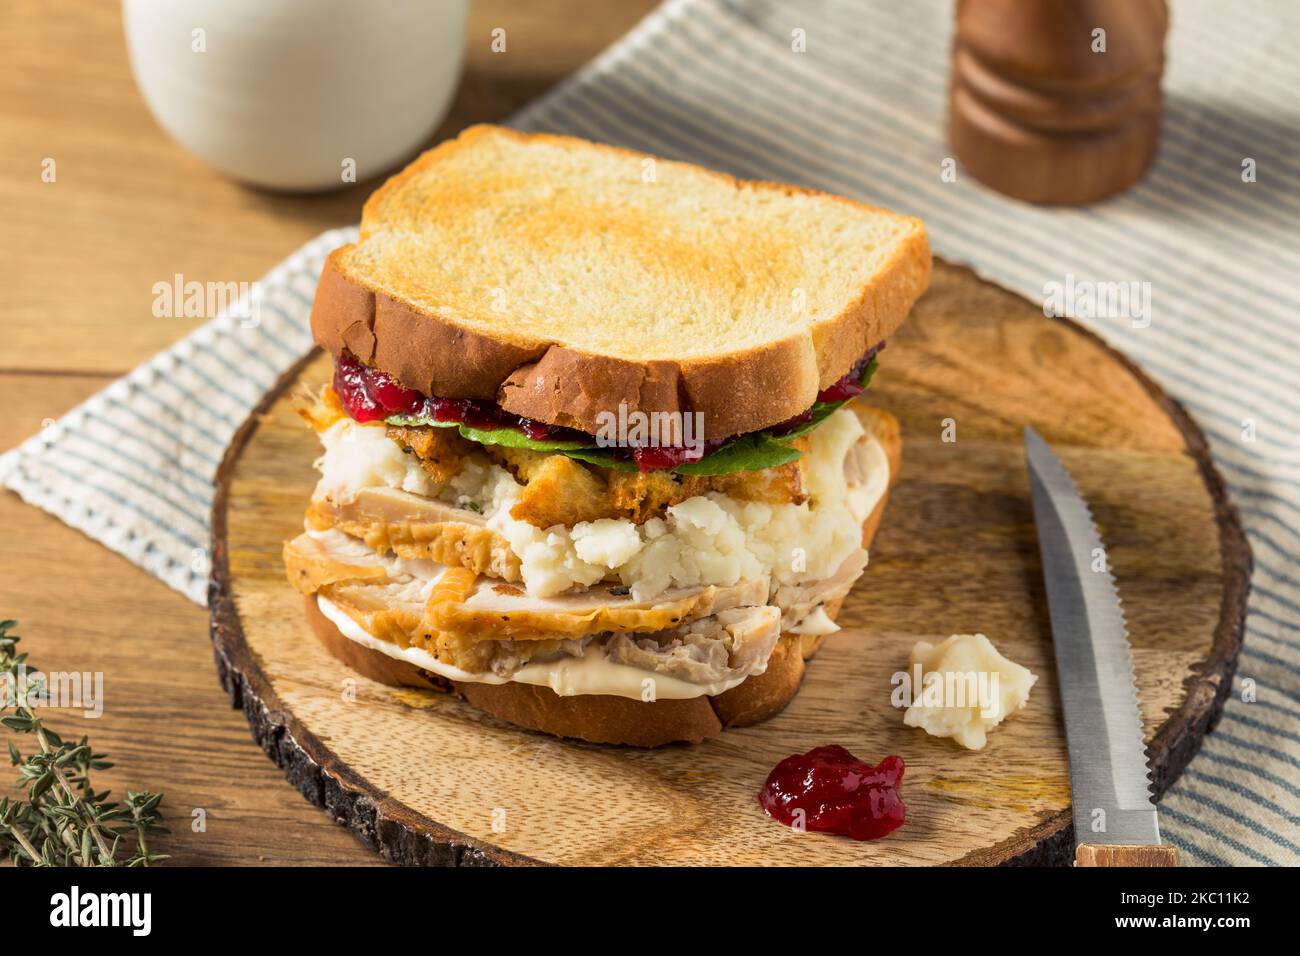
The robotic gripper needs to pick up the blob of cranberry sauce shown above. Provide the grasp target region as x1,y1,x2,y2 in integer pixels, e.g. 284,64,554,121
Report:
758,744,906,841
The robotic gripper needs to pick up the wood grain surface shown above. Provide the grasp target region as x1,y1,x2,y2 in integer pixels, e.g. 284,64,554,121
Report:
211,262,1248,866
0,0,658,865
1075,843,1181,867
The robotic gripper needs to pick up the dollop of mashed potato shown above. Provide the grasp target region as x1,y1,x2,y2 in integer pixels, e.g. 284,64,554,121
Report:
902,634,1037,750
315,418,438,502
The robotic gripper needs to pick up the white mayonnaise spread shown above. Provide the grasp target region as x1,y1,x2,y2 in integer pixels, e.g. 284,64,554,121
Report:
788,605,840,636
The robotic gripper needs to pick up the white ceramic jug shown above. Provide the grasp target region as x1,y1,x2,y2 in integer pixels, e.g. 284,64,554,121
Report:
122,0,468,191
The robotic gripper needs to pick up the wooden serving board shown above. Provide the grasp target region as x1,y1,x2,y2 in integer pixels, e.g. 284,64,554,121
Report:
210,261,1248,866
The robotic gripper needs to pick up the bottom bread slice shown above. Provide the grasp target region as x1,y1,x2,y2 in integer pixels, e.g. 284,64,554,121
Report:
299,406,901,747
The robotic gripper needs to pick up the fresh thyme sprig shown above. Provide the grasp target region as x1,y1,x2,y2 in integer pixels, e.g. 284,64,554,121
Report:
0,619,168,866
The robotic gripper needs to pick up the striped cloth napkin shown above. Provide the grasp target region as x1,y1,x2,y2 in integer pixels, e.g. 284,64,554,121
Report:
2,0,1295,866
1,227,355,604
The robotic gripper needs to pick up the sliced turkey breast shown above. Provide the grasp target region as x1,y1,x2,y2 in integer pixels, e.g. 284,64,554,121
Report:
321,584,780,688
285,528,773,663
773,548,869,631
427,565,771,640
603,606,781,686
300,550,781,684
307,486,522,582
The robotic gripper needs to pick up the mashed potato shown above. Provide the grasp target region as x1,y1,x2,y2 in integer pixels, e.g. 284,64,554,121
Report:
314,418,438,502
902,634,1037,750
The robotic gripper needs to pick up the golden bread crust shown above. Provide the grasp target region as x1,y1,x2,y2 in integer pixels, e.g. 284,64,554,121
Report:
309,125,931,438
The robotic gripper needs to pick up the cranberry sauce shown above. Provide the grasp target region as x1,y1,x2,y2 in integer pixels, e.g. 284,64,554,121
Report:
758,745,906,841
626,438,730,472
332,352,574,440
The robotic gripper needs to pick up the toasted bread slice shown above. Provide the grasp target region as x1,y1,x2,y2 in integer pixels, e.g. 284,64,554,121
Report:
300,404,901,746
311,125,930,438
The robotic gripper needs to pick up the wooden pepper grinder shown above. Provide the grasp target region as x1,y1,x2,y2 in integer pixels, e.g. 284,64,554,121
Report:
949,0,1168,204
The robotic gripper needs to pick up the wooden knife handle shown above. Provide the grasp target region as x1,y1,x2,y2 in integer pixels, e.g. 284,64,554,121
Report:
1075,844,1179,867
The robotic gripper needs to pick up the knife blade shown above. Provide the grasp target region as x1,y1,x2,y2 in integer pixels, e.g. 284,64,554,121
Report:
1023,426,1164,853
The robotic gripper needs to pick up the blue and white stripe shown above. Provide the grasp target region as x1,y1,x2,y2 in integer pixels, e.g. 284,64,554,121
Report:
1,0,1294,865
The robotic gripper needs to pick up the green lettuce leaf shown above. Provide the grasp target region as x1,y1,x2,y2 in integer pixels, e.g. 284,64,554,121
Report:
562,447,640,472
676,359,878,474
383,359,877,475
672,432,804,475
385,414,598,453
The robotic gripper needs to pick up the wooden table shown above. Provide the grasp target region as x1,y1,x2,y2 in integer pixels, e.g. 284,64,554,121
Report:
0,0,657,866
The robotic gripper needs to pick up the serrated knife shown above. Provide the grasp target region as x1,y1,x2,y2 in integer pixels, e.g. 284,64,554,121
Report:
1024,427,1178,867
